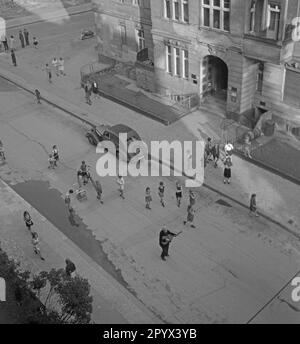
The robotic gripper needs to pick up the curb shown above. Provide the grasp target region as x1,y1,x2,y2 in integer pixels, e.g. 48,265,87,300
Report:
0,70,299,240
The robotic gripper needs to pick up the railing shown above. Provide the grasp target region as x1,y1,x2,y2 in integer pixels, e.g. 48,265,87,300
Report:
170,93,199,110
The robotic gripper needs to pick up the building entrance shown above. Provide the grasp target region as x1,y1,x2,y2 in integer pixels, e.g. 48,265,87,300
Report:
201,55,228,101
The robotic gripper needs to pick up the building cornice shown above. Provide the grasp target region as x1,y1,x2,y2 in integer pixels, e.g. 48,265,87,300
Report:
94,8,152,26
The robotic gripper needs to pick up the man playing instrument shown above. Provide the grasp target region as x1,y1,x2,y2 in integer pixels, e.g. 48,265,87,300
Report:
159,226,180,261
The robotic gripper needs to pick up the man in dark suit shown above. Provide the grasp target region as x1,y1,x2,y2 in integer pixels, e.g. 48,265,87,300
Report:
159,226,177,261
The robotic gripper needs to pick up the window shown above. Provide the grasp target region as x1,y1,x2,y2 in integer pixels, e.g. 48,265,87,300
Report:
165,0,171,18
182,0,189,22
132,0,140,5
182,49,189,79
164,0,189,23
249,0,256,32
137,29,145,51
266,3,280,40
174,47,180,76
256,62,264,93
165,44,189,79
120,25,126,45
202,0,230,32
166,45,172,74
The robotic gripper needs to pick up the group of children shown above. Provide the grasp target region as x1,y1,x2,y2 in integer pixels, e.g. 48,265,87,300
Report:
205,137,234,185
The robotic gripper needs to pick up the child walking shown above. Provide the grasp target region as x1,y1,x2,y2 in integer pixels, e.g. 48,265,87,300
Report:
249,194,259,217
158,181,165,207
145,187,152,209
23,211,33,232
175,181,183,207
31,232,45,261
116,175,125,199
48,154,55,169
183,205,196,228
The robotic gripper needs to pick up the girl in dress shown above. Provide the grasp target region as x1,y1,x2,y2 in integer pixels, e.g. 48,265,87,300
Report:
158,181,165,207
145,187,152,209
175,181,183,207
223,154,233,184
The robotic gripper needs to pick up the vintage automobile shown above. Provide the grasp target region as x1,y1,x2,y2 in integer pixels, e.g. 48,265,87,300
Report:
86,124,144,162
80,29,95,40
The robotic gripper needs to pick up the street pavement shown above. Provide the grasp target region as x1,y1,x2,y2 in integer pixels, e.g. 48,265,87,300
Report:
0,13,299,236
0,13,300,323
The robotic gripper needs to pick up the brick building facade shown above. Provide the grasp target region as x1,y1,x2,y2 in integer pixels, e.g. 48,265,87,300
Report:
93,0,300,128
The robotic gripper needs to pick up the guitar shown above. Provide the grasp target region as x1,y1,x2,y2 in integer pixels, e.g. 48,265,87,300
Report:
161,231,182,245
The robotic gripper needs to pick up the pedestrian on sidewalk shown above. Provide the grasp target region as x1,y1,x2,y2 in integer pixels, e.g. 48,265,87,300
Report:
204,137,213,165
48,153,56,169
23,211,33,232
211,141,220,168
11,49,17,67
158,181,165,207
95,180,103,204
249,194,259,217
223,154,233,184
45,64,52,83
23,29,30,46
116,175,125,199
52,57,59,76
244,134,252,159
35,89,41,104
1,35,8,52
145,187,152,209
32,37,38,49
65,258,76,277
58,57,65,76
84,82,92,105
175,181,183,207
18,30,25,48
189,189,196,207
159,226,177,261
65,190,74,214
183,204,196,228
31,232,45,261
52,145,59,167
9,35,15,50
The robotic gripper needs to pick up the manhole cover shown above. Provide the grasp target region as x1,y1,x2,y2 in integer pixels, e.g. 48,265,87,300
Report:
215,199,232,207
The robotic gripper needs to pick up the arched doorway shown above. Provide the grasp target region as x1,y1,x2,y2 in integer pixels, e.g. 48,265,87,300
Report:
201,55,228,101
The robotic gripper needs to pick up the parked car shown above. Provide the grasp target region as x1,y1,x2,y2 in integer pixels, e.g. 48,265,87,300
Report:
86,124,144,162
81,29,95,40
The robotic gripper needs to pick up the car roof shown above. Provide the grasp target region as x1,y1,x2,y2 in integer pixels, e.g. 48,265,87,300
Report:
110,124,140,138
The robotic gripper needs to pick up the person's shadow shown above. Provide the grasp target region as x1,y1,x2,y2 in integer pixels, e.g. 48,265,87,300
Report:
68,210,79,227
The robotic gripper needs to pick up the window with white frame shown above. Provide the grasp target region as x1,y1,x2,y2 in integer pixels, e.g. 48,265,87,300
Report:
249,0,256,32
202,0,230,32
174,47,181,75
137,29,145,51
173,0,180,21
164,0,172,19
182,49,189,79
182,0,189,23
164,0,189,23
166,45,172,74
165,44,189,79
266,3,280,40
132,0,140,5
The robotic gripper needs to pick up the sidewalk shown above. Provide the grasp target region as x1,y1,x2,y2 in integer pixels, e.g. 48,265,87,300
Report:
1,1,92,25
0,178,159,324
0,42,299,237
